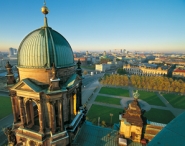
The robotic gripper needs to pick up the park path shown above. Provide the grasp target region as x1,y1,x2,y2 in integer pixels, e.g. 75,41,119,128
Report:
1,82,185,145
156,93,185,117
88,85,185,118
98,93,130,99
129,87,133,97
97,91,182,113
93,102,123,109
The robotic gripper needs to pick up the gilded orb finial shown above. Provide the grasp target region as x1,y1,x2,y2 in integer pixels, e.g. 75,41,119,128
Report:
41,0,49,15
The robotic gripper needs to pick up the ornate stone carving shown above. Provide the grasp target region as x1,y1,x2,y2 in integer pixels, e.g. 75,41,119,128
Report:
29,140,37,145
5,61,13,75
9,90,16,97
49,63,60,91
5,61,16,85
3,127,16,145
133,90,140,99
76,59,82,77
51,63,57,80
35,100,40,104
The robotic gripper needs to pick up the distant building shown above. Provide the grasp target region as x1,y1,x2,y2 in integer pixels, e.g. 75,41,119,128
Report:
123,63,168,76
9,47,17,57
172,68,185,78
95,63,111,72
74,57,87,65
86,51,89,56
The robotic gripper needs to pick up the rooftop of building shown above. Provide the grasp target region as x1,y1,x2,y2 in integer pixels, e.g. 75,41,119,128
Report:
148,112,185,146
174,68,185,73
72,121,143,146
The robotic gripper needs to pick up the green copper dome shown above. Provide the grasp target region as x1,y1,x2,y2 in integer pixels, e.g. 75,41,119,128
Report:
18,21,75,68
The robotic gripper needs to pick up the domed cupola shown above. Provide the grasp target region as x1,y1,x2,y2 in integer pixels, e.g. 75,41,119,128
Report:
17,4,76,85
18,11,74,69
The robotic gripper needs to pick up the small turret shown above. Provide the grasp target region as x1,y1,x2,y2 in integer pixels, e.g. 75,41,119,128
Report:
5,61,16,86
49,63,60,91
76,59,82,77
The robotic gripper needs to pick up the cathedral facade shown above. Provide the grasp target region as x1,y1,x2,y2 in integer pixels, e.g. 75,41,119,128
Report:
6,4,85,146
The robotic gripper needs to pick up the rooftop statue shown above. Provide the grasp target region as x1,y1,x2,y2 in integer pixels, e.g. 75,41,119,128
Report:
3,127,16,145
133,90,140,99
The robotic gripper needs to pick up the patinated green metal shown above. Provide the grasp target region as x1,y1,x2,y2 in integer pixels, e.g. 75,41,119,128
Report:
18,20,75,69
64,74,77,88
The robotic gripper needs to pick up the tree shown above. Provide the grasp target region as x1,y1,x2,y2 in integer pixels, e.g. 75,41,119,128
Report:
180,89,184,95
100,58,110,64
117,68,127,75
83,70,88,75
175,87,179,93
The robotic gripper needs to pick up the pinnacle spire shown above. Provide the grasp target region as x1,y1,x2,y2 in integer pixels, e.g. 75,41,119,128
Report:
41,0,49,27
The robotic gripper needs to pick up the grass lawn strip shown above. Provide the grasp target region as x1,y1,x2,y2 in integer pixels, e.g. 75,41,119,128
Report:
162,93,185,109
0,96,12,120
144,108,175,124
138,90,166,107
86,104,123,126
99,87,130,97
81,65,95,70
95,95,121,105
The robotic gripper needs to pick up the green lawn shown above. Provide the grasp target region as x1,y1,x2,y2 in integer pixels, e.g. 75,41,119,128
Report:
162,93,185,109
138,91,166,107
95,95,121,105
0,96,12,119
86,104,123,126
99,87,130,97
81,65,95,70
144,108,175,124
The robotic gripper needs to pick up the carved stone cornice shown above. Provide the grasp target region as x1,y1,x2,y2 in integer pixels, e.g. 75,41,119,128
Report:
35,100,41,104
9,90,16,97
49,100,56,105
18,96,23,100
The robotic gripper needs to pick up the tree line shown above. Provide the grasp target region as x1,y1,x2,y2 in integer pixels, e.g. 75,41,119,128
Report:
100,74,185,94
100,74,129,86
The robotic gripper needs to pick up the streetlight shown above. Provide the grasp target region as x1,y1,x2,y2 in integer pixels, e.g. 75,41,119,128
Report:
110,113,113,128
98,117,100,126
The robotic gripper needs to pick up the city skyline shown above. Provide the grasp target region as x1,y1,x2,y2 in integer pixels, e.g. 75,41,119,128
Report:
0,0,185,53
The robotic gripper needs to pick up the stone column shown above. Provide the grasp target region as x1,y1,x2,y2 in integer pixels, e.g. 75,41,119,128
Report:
18,97,26,128
50,101,56,134
25,100,31,125
37,100,44,133
68,97,71,122
10,96,17,123
58,99,63,131
70,95,73,116
78,85,82,107
73,94,77,115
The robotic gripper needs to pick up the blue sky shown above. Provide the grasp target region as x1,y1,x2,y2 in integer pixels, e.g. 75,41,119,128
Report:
0,0,185,53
